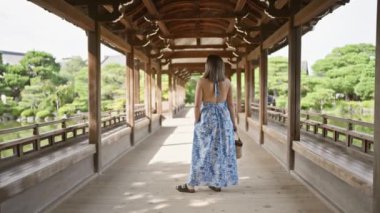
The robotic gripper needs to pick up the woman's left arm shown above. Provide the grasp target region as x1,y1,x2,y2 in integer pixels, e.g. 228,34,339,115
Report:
194,80,202,123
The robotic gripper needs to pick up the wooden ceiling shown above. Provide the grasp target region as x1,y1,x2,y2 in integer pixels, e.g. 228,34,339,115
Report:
31,0,348,81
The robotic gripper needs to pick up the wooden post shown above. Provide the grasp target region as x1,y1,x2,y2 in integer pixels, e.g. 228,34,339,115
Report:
174,75,177,113
134,60,140,104
287,0,302,170
236,63,242,119
259,45,268,145
126,47,135,145
245,57,252,130
152,68,156,113
157,67,162,118
251,63,256,108
88,18,102,172
146,59,152,132
168,70,173,117
373,1,380,212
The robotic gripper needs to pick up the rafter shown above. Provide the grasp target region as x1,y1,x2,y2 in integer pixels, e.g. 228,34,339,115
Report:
226,0,247,33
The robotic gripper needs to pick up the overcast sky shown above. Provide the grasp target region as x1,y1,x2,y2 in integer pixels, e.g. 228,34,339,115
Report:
0,0,377,69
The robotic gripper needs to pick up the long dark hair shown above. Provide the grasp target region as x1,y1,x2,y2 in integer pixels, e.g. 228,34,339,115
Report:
202,55,225,82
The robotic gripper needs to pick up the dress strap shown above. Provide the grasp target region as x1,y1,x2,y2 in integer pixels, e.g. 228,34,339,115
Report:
214,81,220,98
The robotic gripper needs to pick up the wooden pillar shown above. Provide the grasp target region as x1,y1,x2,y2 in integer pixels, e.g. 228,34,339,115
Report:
244,57,252,130
251,63,256,107
236,63,242,119
145,59,152,132
259,45,268,145
152,69,156,113
88,19,101,172
373,1,380,212
126,47,135,145
168,71,173,117
287,0,302,171
134,61,140,104
173,75,177,113
157,67,162,116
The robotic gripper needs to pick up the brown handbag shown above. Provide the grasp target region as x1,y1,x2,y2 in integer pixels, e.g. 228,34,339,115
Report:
235,132,243,159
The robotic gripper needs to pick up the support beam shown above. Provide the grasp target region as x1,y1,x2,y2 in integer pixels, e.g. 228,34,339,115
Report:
157,67,163,117
168,71,173,117
227,0,247,33
145,59,153,132
134,61,140,104
259,45,268,145
126,47,135,145
88,19,101,172
286,0,302,171
236,63,242,118
163,51,234,59
373,1,380,212
244,57,252,130
251,62,256,108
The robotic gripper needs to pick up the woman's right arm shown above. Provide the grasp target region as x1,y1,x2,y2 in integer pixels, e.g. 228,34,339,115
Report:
226,82,237,130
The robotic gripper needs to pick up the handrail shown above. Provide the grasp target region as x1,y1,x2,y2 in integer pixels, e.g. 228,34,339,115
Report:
0,104,147,162
250,103,374,156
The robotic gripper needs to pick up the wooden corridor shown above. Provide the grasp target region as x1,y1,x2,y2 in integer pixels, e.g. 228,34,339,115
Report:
52,107,331,213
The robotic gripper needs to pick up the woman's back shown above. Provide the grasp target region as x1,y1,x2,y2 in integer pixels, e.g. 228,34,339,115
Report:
198,78,231,103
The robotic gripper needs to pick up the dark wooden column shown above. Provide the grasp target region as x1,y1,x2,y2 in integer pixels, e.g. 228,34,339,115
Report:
259,45,268,145
287,0,302,170
244,57,252,130
88,19,101,172
168,70,173,116
251,62,256,107
152,68,156,112
236,63,242,119
174,75,177,113
134,61,140,104
126,47,135,145
145,59,152,131
157,67,162,116
373,1,380,212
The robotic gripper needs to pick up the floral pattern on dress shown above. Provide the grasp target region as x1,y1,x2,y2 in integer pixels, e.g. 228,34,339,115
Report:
187,101,238,188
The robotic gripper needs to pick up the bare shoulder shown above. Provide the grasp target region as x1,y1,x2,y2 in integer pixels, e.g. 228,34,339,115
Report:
223,78,231,86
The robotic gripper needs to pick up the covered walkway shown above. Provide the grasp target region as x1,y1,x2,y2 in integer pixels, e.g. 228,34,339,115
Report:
53,108,331,213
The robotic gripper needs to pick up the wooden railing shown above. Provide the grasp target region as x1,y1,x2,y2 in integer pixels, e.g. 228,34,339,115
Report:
0,105,147,162
251,103,374,155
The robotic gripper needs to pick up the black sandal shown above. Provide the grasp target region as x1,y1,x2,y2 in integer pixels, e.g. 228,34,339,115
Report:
209,186,221,192
176,184,195,193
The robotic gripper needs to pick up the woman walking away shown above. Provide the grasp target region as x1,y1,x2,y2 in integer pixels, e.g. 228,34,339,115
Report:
176,54,238,193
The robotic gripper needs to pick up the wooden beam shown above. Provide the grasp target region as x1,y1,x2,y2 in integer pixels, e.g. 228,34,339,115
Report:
88,19,101,172
287,0,302,171
227,0,247,33
245,57,252,130
294,0,343,27
171,44,227,49
156,67,162,116
67,0,131,5
142,0,171,37
251,61,257,105
236,63,242,115
259,45,268,145
126,47,135,144
163,51,234,59
247,0,343,60
168,71,174,116
373,1,380,212
145,59,153,131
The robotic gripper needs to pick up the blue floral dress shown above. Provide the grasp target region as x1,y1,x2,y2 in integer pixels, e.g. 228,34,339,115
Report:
187,99,238,188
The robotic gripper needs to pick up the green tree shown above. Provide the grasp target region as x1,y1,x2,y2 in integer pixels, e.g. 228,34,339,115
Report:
1,64,30,100
312,44,375,100
20,50,61,80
